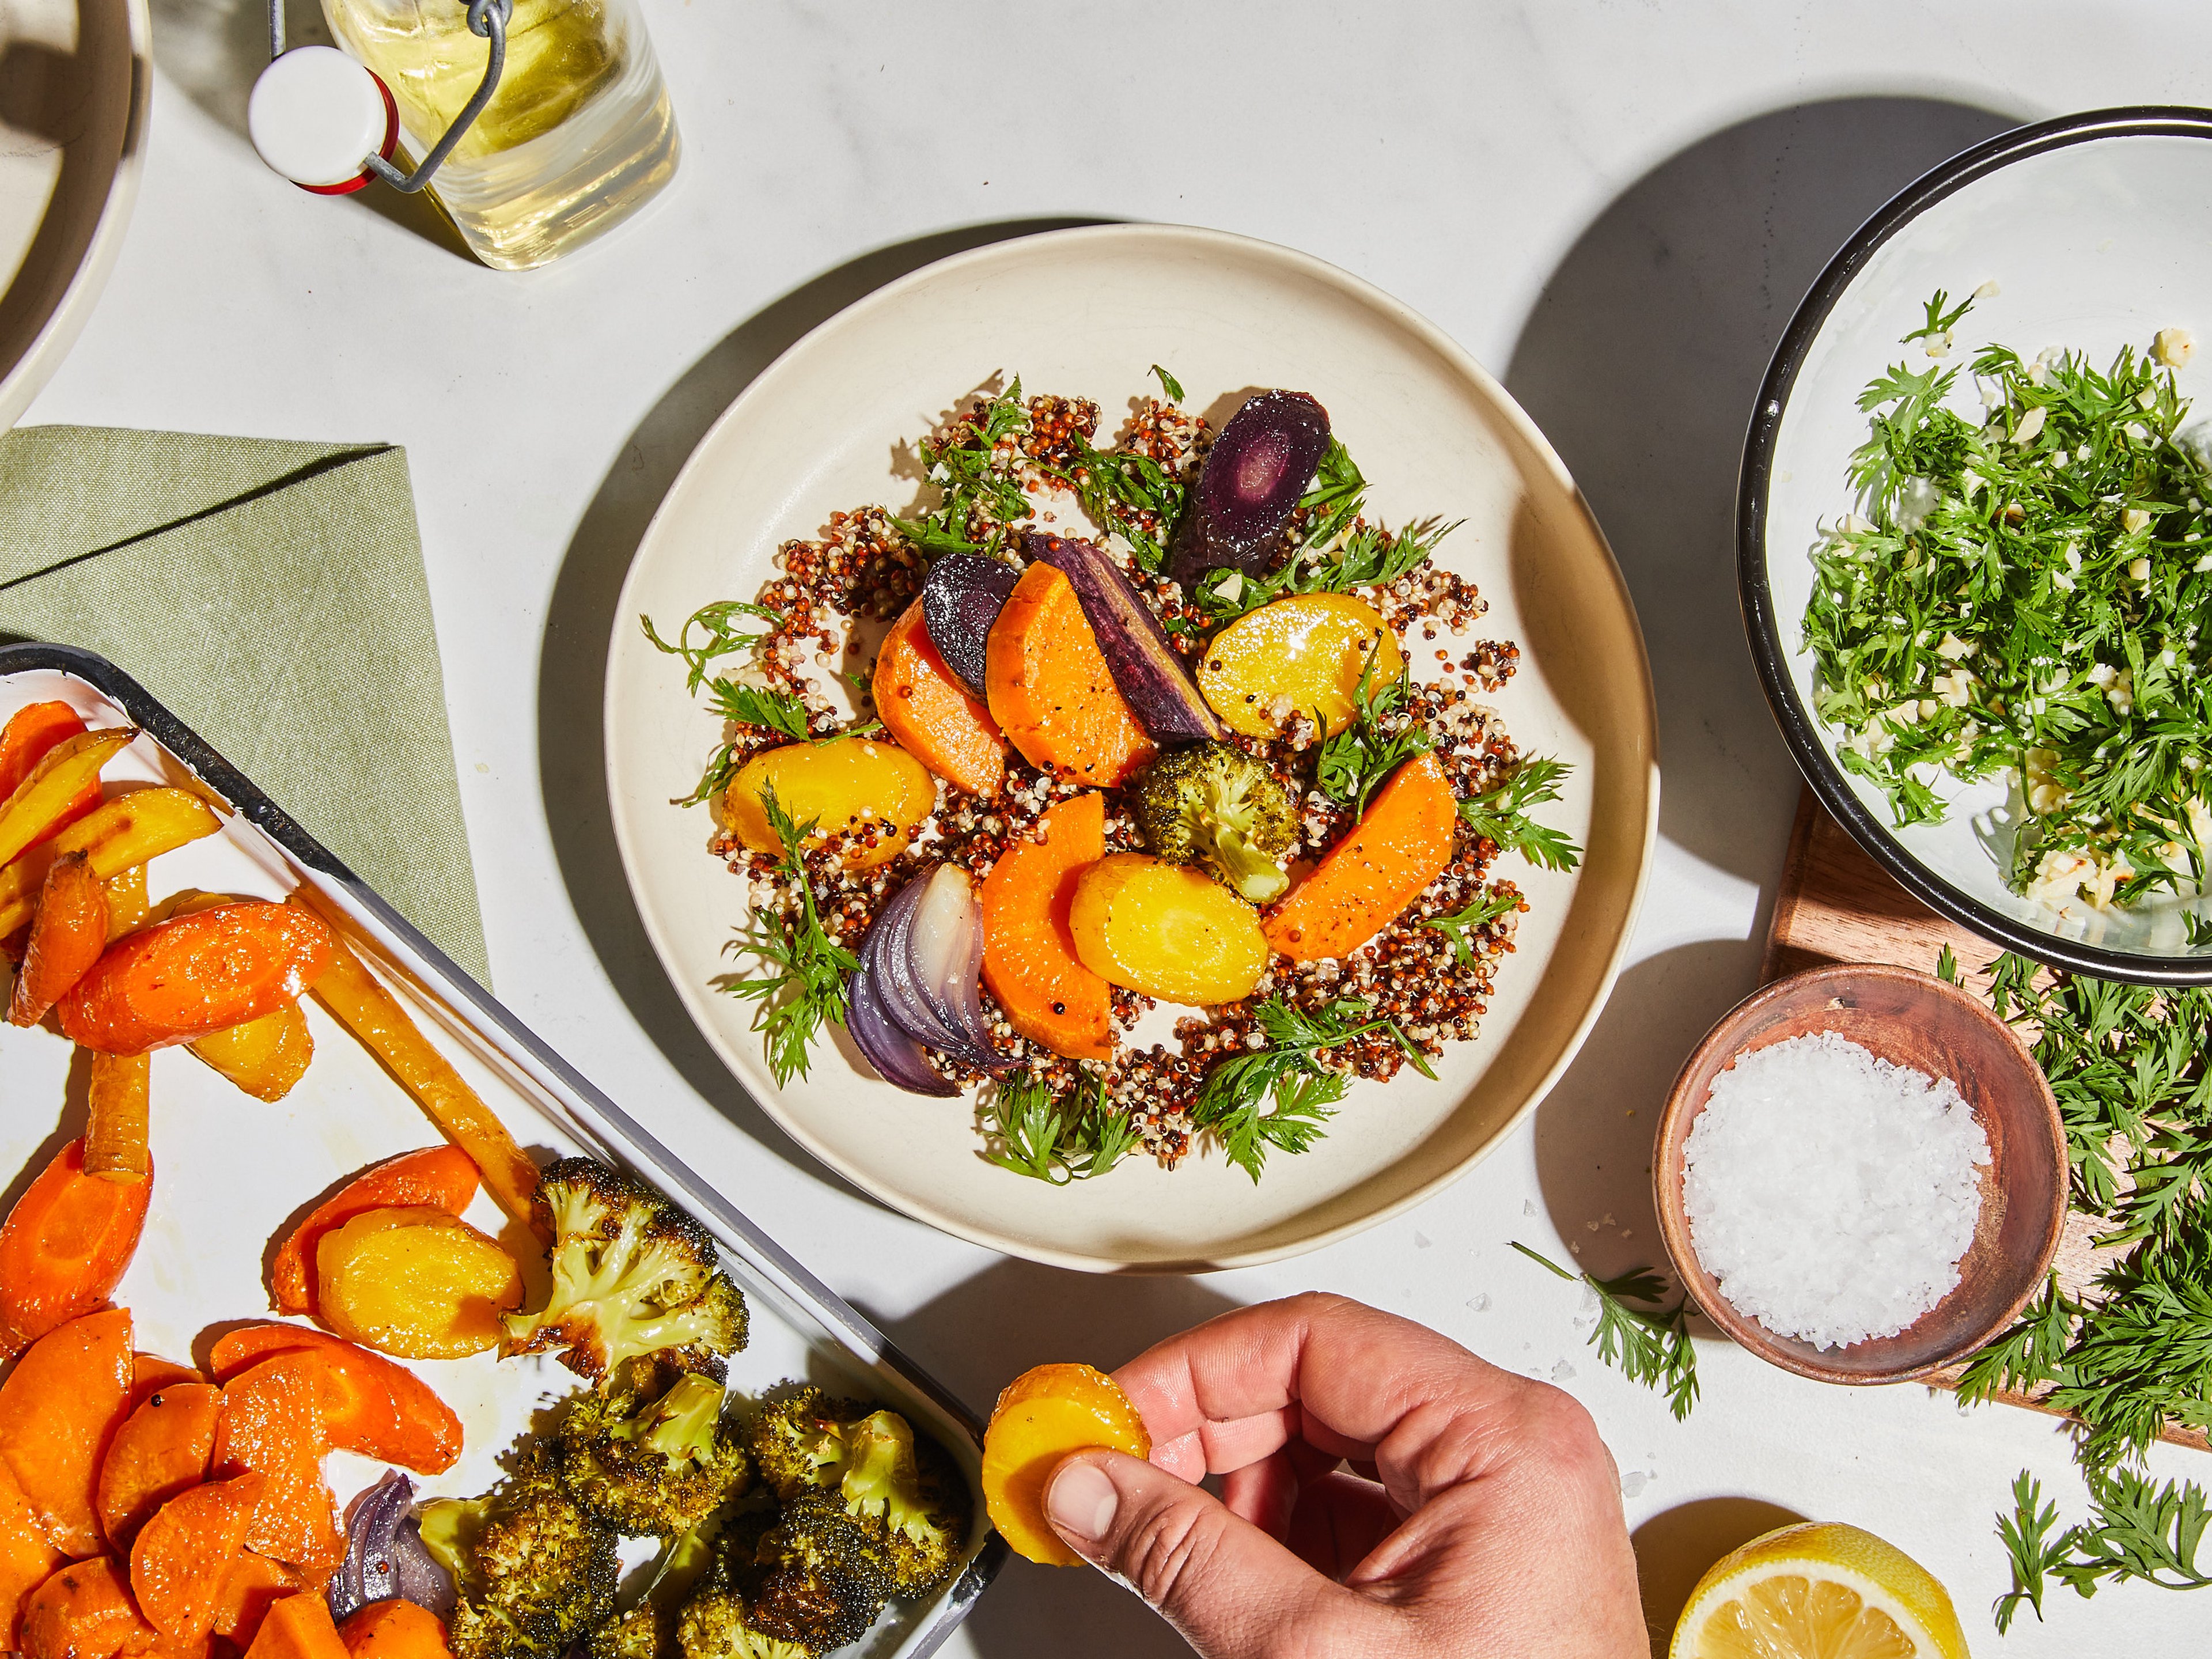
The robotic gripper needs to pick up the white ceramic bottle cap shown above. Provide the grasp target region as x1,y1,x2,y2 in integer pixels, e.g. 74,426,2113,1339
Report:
248,46,398,195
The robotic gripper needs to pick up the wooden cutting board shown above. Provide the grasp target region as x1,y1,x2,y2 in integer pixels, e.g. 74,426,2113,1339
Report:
1760,789,2207,1453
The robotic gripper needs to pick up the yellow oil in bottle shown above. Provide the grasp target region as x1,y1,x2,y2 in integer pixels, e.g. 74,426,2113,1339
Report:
321,0,679,270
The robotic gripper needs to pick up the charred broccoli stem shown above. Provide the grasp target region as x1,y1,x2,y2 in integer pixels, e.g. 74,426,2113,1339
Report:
561,1371,752,1539
745,1389,973,1597
1130,744,1296,903
421,1445,619,1659
502,1157,751,1384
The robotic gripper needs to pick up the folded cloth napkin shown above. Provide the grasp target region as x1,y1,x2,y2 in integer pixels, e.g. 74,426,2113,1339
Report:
0,426,489,985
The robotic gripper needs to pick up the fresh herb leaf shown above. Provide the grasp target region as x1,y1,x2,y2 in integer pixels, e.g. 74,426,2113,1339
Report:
642,600,777,692
981,1072,1138,1184
721,785,857,1086
1994,1467,2212,1630
1512,1241,1700,1419
1460,756,1582,872
1040,440,1186,573
891,382,1033,558
1192,997,1433,1182
1422,884,1522,967
1958,1273,2079,1405
709,682,810,741
1901,286,1977,345
1316,646,1432,821
1935,942,1961,984
1150,364,1184,404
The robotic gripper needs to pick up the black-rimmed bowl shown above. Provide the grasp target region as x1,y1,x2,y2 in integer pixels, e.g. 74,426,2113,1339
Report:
1740,107,2212,986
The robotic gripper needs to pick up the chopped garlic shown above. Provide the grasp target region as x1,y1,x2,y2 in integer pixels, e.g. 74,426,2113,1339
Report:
2154,327,2197,368
2122,507,2153,534
2012,405,2047,445
1936,632,1975,661
2130,556,2152,583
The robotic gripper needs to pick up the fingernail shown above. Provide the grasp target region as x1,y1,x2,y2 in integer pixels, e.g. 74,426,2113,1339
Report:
1047,1458,1119,1541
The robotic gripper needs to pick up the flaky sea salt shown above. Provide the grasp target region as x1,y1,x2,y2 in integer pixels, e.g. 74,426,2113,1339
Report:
1681,1031,1990,1350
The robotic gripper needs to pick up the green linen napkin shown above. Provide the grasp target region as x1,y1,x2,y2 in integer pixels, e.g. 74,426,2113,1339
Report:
0,426,489,985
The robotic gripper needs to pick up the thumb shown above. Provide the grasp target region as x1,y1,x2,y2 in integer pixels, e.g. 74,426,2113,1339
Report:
1044,1449,1357,1659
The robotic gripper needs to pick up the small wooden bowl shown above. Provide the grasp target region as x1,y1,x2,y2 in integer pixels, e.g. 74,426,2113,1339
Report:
1653,963,2066,1384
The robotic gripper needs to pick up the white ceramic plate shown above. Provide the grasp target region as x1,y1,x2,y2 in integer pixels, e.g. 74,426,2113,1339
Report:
606,225,1657,1270
1743,108,2212,982
0,0,148,430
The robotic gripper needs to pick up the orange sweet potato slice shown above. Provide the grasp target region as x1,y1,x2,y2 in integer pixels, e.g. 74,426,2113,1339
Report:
268,1146,480,1318
1263,752,1458,963
244,1592,349,1659
336,1601,451,1659
0,1307,133,1557
19,1556,155,1659
985,563,1156,787
96,1383,221,1552
874,599,1007,797
211,1556,302,1649
981,1362,1151,1567
980,792,1113,1060
209,1328,460,1476
0,1457,65,1648
211,1358,340,1576
130,1474,264,1647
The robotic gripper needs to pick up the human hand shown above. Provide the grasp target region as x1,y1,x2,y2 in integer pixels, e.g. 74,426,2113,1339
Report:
1041,1292,1645,1658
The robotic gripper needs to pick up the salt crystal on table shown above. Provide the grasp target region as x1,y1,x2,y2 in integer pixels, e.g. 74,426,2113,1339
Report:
1682,1030,1989,1350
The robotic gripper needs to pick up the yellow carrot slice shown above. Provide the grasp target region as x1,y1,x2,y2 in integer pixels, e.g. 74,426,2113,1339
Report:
0,790,221,936
84,1051,151,1182
104,865,150,941
0,729,135,869
293,897,543,1237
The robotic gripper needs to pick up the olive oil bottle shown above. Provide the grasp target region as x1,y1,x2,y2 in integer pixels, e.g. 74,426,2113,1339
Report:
319,0,678,269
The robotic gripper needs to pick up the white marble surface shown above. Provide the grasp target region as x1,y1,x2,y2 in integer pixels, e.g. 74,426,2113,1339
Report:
27,3,2212,1652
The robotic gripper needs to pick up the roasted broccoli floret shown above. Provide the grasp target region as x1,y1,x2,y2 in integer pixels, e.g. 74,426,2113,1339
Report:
746,1492,893,1653
674,1552,809,1659
1131,744,1296,903
562,1371,752,1539
585,1603,667,1659
502,1157,751,1383
746,1391,972,1597
421,1446,619,1659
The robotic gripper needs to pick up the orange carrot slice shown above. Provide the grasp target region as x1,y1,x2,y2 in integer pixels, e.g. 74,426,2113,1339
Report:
336,1601,451,1659
211,1556,302,1650
0,1459,65,1649
0,1306,132,1556
19,1556,155,1659
980,793,1113,1060
10,853,110,1028
211,1358,341,1575
96,1383,221,1552
985,563,1156,787
874,599,1006,797
127,1357,201,1412
209,1328,460,1476
130,1474,265,1647
1263,752,1458,963
58,902,333,1055
267,1147,479,1318
0,1142,151,1353
245,1593,350,1659
981,1362,1151,1567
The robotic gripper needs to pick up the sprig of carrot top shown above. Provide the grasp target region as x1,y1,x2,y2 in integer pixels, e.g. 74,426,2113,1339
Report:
1316,646,1433,821
892,380,1034,559
1512,1241,1700,1421
1422,884,1523,967
1997,1468,2212,1633
981,1071,1138,1185
722,785,856,1087
641,603,799,804
1459,756,1582,872
1194,998,1435,1182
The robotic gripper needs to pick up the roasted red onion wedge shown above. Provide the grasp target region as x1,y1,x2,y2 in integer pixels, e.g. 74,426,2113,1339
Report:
847,958,958,1096
1026,532,1224,745
329,1471,456,1623
921,554,1020,699
1166,391,1331,586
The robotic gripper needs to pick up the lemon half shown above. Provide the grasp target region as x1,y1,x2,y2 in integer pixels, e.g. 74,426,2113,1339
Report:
1669,1522,1969,1659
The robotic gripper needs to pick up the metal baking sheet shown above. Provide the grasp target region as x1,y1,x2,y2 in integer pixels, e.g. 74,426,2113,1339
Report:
0,642,1003,1658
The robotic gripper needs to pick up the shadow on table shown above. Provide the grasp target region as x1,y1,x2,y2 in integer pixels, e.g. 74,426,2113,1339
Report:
1508,95,2017,1260
539,218,1104,1193
1503,94,2016,896
861,1258,1236,1659
1634,1496,1809,1654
